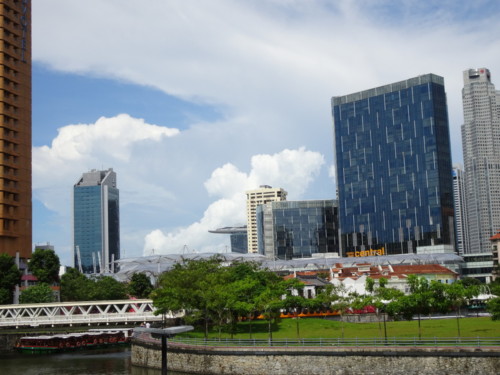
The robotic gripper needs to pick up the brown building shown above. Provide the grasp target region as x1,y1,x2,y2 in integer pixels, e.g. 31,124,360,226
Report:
0,0,31,259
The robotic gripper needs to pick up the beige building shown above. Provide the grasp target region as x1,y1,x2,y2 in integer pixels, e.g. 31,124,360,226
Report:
490,232,500,281
0,1,32,259
245,185,287,253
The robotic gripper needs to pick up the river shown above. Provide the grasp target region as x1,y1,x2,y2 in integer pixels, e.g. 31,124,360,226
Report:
0,347,190,375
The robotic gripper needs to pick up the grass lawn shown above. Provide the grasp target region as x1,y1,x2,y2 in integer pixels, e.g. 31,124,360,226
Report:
182,316,500,340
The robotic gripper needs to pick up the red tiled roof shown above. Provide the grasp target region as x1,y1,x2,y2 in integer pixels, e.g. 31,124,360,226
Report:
21,274,38,281
490,232,500,240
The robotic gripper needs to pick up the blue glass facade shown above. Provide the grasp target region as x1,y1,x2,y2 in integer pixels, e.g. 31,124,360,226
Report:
73,169,120,273
332,74,455,256
230,232,248,253
256,200,339,259
74,186,103,273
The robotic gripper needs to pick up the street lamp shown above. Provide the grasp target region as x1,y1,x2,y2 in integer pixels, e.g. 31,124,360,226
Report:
135,325,194,375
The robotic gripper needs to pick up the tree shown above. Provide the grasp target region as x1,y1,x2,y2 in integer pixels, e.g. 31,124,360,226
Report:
0,254,21,304
445,281,480,337
365,277,376,294
487,296,500,320
315,282,351,338
128,273,153,298
152,255,227,338
91,276,128,300
388,275,453,339
19,283,55,303
254,276,285,343
373,286,404,341
29,248,60,284
357,277,402,340
222,262,265,339
60,267,92,301
282,278,310,339
385,276,433,338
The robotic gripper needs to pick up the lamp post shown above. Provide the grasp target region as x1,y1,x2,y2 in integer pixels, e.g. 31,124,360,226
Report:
135,325,194,375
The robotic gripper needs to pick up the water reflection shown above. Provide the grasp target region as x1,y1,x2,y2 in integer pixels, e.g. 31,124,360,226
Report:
0,348,191,375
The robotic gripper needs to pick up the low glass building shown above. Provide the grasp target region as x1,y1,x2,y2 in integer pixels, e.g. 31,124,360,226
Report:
256,200,339,259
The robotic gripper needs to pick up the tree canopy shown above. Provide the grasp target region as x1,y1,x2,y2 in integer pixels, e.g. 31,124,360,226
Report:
60,268,128,302
0,254,21,304
19,283,55,304
29,248,60,284
152,256,288,339
128,273,153,298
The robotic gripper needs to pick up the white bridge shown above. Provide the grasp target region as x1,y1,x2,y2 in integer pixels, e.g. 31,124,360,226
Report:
0,299,172,328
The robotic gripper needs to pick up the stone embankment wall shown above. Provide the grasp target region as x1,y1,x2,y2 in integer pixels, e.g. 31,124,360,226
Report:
0,334,23,352
131,338,500,375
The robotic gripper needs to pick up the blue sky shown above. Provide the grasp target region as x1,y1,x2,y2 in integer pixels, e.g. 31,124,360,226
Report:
33,64,222,146
31,1,500,266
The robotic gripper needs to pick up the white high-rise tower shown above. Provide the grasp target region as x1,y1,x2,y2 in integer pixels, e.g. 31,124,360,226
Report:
245,185,287,254
452,164,468,255
461,68,500,254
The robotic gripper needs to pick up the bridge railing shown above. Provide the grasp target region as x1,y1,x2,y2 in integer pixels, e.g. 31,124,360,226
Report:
167,336,500,348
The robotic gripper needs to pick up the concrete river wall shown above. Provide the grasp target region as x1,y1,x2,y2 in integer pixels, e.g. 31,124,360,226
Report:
131,335,500,375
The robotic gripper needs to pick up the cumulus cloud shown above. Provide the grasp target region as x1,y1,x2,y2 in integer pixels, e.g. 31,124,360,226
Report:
143,148,325,255
33,114,179,215
33,1,500,162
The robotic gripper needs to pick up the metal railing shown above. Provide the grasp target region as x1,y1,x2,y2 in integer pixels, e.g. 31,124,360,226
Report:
167,336,500,348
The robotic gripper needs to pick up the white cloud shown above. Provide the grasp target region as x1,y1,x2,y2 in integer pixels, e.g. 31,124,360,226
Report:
31,1,500,264
33,1,500,165
34,114,179,187
143,148,325,255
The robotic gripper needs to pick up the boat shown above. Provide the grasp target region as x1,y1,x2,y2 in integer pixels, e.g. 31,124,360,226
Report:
15,329,131,353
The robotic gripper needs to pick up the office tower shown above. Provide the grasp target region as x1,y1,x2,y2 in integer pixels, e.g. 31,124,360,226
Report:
256,200,339,259
0,1,32,259
461,68,500,255
452,164,468,255
246,185,287,253
332,74,455,257
73,169,120,273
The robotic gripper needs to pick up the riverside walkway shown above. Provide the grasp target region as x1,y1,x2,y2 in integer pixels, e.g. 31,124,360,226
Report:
0,299,173,328
131,331,500,375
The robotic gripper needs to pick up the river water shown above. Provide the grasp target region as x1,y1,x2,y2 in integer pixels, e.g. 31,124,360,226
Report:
0,347,190,375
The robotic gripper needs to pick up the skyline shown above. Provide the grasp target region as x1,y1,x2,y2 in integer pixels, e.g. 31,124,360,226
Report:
31,1,500,267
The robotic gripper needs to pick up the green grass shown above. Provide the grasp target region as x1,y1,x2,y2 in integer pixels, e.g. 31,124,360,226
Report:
181,317,500,339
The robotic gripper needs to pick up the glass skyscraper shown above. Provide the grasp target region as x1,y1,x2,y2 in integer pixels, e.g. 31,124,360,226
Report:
256,200,339,259
73,169,120,273
332,74,455,257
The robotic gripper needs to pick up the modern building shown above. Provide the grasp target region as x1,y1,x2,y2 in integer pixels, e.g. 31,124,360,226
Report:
208,226,248,253
0,1,32,259
460,253,493,283
461,68,500,255
332,74,455,257
452,164,468,255
246,185,287,253
73,169,120,274
490,232,500,281
256,200,339,259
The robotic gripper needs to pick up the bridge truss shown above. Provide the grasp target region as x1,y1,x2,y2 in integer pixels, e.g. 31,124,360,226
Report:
0,299,170,328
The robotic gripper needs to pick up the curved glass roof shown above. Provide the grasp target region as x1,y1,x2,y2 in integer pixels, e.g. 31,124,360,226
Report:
114,252,463,280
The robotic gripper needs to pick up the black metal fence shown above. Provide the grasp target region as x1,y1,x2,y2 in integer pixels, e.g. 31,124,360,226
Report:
169,336,500,348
